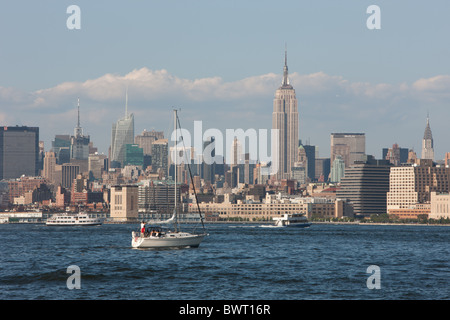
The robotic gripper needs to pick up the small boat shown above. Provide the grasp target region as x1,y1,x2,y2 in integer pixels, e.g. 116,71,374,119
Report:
132,225,206,248
272,213,311,228
131,109,208,249
46,212,104,226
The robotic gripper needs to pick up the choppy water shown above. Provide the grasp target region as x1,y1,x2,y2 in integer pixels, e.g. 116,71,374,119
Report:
0,223,449,300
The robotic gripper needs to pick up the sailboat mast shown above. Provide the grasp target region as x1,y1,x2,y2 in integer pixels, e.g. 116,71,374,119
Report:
174,109,178,232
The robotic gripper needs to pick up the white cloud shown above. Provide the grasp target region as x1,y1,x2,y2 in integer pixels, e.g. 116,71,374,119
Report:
4,68,449,109
1,68,450,158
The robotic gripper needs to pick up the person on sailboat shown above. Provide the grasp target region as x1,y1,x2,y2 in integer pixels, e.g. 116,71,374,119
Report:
140,221,145,236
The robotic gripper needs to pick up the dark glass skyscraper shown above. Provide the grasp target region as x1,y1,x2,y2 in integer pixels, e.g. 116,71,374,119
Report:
0,126,39,180
336,156,391,217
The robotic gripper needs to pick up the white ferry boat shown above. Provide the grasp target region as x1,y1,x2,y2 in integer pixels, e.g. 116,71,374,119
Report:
273,213,311,228
46,212,104,226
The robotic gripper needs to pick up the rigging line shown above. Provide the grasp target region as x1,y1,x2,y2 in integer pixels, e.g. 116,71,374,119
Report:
176,113,206,232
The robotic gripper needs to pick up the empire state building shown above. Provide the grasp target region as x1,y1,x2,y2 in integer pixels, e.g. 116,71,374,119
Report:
272,50,299,179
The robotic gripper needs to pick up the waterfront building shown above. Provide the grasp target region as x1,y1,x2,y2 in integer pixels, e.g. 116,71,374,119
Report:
388,204,431,220
430,192,450,219
336,156,391,217
387,159,450,214
110,185,138,222
272,49,299,180
421,116,434,161
187,192,348,221
111,91,134,168
0,126,39,180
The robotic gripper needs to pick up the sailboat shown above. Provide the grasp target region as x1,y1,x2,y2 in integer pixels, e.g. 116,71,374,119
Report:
131,109,208,248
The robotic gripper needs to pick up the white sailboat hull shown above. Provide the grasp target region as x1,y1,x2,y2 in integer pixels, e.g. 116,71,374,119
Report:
131,231,206,248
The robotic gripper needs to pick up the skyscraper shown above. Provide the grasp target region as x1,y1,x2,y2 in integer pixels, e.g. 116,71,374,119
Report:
330,155,345,183
151,139,169,177
230,137,242,167
43,151,57,183
330,133,366,168
382,143,409,166
0,126,39,180
336,156,391,217
124,144,144,167
272,49,298,180
52,134,71,164
70,98,90,160
135,129,164,156
111,90,134,168
387,159,449,213
421,116,434,161
203,137,216,184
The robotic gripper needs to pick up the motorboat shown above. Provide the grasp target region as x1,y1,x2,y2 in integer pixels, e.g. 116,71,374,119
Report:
272,213,311,228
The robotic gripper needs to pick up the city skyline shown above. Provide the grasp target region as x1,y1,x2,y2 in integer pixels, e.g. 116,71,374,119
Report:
1,1,450,160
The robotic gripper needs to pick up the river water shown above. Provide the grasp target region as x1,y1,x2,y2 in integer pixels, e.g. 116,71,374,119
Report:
0,223,448,300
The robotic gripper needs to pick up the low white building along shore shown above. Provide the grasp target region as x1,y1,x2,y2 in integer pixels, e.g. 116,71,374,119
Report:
187,192,353,221
0,211,43,223
430,192,450,220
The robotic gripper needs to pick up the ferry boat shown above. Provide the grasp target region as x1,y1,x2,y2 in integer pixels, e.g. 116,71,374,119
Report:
272,213,311,228
46,212,104,226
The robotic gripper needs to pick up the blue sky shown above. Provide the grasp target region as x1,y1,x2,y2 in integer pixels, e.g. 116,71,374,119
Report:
1,1,450,160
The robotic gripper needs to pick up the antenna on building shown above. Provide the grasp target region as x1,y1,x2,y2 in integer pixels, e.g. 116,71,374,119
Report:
77,97,80,128
74,97,83,137
282,42,290,87
125,86,128,118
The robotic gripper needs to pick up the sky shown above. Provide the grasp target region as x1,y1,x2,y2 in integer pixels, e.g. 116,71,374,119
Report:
1,0,450,161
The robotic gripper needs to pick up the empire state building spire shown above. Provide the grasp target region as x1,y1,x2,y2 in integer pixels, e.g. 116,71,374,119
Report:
281,46,292,88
